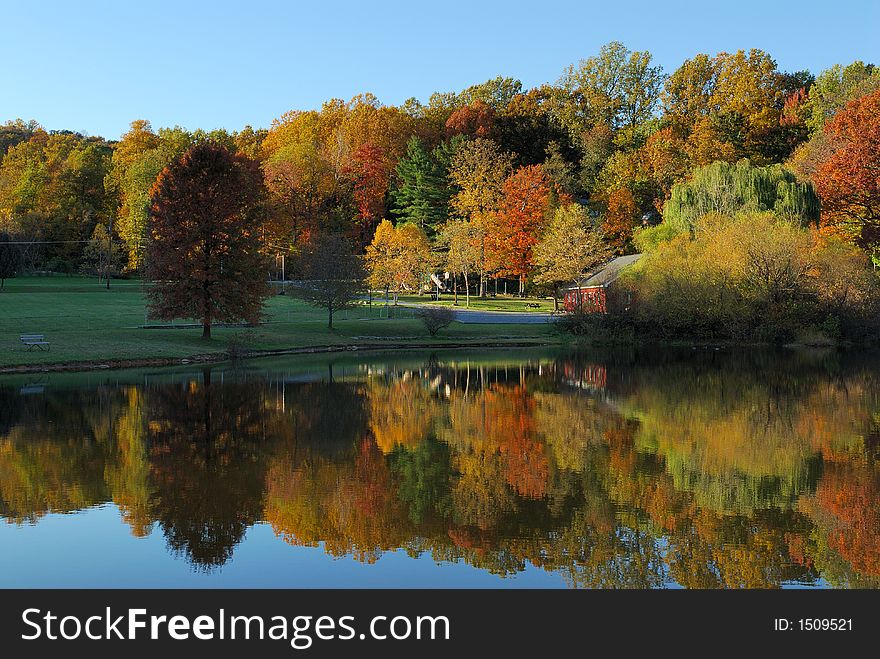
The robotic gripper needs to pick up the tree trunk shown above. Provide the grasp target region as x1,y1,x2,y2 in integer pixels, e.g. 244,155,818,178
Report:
453,274,458,305
202,321,211,339
465,272,470,309
553,295,559,312
328,305,334,329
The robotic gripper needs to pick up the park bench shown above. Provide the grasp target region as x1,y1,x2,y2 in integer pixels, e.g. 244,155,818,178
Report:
525,303,541,309
20,334,49,351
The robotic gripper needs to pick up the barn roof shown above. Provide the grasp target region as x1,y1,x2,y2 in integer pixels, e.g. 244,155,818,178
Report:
564,253,643,290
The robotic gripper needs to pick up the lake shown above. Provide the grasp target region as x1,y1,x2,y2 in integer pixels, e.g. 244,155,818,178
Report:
1,347,878,588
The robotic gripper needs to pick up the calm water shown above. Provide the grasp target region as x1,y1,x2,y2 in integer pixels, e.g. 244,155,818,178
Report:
1,348,879,588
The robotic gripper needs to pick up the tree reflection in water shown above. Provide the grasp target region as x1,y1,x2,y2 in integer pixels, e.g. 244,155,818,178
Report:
1,349,879,587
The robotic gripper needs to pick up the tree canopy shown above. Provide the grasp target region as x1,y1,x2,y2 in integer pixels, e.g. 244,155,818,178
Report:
144,142,270,338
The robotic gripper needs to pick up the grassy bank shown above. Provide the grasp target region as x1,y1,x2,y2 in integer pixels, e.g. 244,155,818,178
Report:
393,294,556,313
0,276,560,371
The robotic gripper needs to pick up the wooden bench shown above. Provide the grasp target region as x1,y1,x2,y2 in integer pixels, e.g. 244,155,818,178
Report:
20,334,49,351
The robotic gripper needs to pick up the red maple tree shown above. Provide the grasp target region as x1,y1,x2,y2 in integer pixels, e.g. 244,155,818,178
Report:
814,89,880,249
345,142,388,248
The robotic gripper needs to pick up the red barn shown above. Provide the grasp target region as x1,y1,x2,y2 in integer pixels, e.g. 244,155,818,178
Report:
562,254,642,313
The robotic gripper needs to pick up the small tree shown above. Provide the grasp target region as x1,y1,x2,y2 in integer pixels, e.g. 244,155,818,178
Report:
0,232,22,289
81,223,126,284
439,219,479,307
293,232,366,329
145,142,270,339
365,220,431,305
416,306,455,336
365,219,397,305
394,223,432,299
533,204,613,310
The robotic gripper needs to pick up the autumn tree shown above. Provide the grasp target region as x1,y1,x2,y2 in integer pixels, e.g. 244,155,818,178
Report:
293,232,367,329
813,90,880,254
458,76,524,109
364,219,398,302
805,61,880,134
262,141,335,248
364,220,431,304
438,219,480,307
0,118,40,157
345,142,388,248
106,120,164,269
638,126,691,211
532,204,612,309
0,128,111,272
485,165,552,294
602,188,640,251
556,42,664,139
495,89,572,167
81,222,125,283
661,50,812,166
448,138,513,296
541,141,580,197
445,100,495,138
145,142,270,339
578,122,615,194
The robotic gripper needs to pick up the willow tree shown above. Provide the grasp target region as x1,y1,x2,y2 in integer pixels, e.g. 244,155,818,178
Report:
145,142,270,339
663,159,819,232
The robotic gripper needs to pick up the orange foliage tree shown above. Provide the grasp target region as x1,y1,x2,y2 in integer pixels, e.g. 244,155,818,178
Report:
485,165,551,293
813,89,880,252
445,100,495,138
602,187,640,251
344,142,389,248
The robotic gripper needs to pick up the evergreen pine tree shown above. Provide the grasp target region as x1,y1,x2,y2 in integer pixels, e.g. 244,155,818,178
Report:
391,137,450,238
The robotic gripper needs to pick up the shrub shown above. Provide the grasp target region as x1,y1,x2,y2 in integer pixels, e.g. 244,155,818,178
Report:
632,222,685,253
576,212,880,343
416,307,455,336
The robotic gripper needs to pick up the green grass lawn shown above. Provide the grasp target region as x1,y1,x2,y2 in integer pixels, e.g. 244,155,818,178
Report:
393,294,556,313
0,276,560,368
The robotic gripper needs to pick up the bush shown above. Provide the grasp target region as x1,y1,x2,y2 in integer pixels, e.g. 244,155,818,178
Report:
226,331,255,361
633,222,684,253
571,212,880,344
416,307,455,336
555,308,635,342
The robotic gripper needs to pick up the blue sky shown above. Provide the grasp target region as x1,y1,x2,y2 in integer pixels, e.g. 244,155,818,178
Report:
2,0,878,139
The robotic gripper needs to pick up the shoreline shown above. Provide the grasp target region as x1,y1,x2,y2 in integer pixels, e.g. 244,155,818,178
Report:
0,339,560,375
